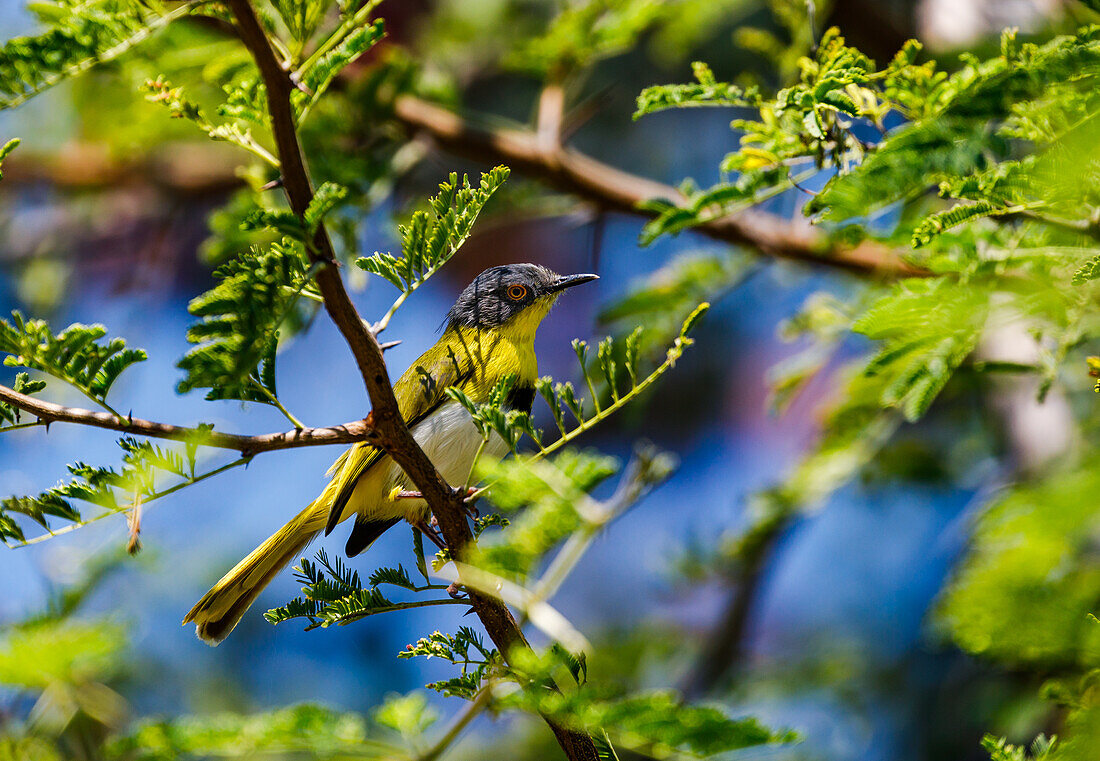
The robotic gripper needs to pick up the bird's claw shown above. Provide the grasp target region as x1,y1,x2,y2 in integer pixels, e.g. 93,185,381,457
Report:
447,581,466,599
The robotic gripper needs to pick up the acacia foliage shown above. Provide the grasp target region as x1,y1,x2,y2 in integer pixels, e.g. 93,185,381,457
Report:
635,5,1100,759
7,0,1100,758
0,0,792,758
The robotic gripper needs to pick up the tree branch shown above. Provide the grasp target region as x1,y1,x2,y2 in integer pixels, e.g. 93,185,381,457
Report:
225,3,599,758
0,383,375,457
678,515,790,700
392,95,930,278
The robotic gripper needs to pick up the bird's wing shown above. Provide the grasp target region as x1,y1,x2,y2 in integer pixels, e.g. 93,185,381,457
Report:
324,340,472,534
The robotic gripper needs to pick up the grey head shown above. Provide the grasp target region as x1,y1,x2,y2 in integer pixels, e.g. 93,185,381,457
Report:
446,263,598,329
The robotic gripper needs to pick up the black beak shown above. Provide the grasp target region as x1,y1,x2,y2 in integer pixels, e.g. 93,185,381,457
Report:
549,273,599,292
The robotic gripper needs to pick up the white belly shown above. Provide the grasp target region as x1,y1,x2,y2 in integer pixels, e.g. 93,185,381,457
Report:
343,401,510,522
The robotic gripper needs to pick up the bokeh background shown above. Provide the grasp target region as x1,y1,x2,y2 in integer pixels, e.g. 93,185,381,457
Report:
0,1,1082,759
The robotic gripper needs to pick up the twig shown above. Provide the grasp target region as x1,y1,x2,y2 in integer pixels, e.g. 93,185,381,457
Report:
418,685,494,761
0,383,376,456
677,514,790,699
537,82,566,154
225,3,599,758
320,597,473,627
12,457,251,548
1009,209,1100,240
252,379,307,430
392,95,928,278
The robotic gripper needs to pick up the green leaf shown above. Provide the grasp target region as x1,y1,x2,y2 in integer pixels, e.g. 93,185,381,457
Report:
1072,254,1100,285
0,372,45,428
911,200,1010,247
503,688,795,757
271,0,335,46
0,137,18,181
304,182,350,235
0,0,191,110
356,167,509,305
112,704,390,760
177,240,315,405
981,734,1057,761
0,311,146,406
635,61,759,118
298,20,385,116
0,618,124,690
600,253,746,355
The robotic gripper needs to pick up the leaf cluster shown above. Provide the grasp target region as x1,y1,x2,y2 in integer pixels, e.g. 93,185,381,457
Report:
0,435,205,544
0,311,146,410
502,687,793,759
0,372,46,429
177,240,317,407
265,547,457,630
398,627,498,698
355,167,509,327
0,0,189,110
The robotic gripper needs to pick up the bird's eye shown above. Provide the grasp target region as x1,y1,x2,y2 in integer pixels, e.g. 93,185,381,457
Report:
506,284,528,301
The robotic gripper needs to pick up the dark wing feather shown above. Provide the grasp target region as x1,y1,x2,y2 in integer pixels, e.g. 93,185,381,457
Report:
345,517,401,557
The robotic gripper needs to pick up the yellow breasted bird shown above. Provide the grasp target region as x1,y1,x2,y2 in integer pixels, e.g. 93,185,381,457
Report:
184,263,598,644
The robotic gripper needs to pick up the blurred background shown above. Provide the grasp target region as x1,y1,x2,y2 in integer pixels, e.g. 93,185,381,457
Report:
0,1,1089,759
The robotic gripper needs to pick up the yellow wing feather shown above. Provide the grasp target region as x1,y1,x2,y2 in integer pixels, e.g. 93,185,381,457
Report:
323,314,543,525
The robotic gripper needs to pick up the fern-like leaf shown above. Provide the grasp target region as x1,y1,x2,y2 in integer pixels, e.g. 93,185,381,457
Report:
0,312,146,407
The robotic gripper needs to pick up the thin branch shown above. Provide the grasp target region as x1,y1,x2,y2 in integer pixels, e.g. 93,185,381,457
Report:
677,514,790,699
537,82,566,154
225,4,599,758
0,383,375,456
252,379,307,430
11,457,251,548
418,684,494,761
317,597,473,627
0,420,46,434
392,95,929,278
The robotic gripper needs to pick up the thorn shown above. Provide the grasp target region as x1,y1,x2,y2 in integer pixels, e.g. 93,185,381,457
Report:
127,411,133,425
261,177,284,191
379,340,402,352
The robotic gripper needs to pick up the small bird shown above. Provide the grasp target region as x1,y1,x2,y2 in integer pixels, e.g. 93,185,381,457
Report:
184,263,598,644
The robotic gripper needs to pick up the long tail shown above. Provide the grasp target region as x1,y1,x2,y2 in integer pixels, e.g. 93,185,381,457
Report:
183,501,327,646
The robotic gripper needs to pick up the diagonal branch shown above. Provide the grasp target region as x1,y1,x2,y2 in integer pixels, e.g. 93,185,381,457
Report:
392,95,930,278
0,383,375,457
225,3,599,758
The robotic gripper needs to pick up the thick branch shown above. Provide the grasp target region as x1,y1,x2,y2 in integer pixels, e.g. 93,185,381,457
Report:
226,3,598,758
0,383,375,457
392,95,930,278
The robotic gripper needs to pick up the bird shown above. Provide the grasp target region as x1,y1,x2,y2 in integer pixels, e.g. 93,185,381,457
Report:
183,263,598,644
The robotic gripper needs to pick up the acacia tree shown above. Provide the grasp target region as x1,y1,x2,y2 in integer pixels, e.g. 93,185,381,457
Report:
4,0,1100,760
0,1,776,760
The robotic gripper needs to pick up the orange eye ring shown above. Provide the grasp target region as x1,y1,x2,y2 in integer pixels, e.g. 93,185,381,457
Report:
506,284,528,301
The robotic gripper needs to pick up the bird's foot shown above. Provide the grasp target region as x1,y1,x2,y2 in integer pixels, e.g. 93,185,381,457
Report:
461,487,481,519
447,581,467,599
414,519,446,550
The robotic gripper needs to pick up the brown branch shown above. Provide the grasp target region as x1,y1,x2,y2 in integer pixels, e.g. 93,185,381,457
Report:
392,95,930,279
678,515,791,700
225,3,598,758
0,383,376,457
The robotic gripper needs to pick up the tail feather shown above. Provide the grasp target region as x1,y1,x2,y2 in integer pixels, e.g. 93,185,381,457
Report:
183,501,327,646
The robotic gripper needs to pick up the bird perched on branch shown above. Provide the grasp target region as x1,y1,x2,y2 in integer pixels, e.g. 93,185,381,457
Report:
184,263,598,644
